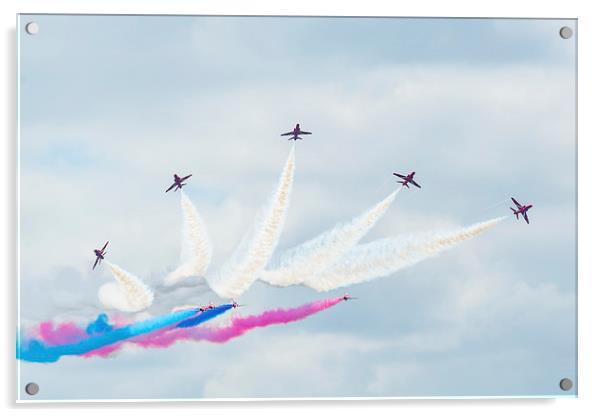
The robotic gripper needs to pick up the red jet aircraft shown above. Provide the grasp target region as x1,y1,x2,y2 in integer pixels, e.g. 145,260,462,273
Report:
92,241,109,270
165,174,192,193
510,197,533,224
198,302,215,313
393,171,421,189
280,123,312,141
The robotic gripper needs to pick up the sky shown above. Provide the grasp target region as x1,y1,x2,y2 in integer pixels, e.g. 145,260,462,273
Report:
17,14,576,400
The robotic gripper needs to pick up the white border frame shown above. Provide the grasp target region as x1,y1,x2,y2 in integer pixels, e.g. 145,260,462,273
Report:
3,1,601,416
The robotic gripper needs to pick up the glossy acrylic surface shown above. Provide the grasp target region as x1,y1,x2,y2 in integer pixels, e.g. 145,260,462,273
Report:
17,14,577,401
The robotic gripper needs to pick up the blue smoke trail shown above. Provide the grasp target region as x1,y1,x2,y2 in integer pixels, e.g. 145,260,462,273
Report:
17,305,233,363
176,304,232,328
85,313,113,335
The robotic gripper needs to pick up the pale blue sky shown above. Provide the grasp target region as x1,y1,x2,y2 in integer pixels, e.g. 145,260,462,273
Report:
18,14,576,400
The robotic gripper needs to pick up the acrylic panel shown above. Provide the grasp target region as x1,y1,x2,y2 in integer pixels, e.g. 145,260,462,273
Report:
16,14,577,401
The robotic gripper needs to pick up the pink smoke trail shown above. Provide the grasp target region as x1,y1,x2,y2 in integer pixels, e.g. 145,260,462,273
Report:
81,343,121,358
32,314,130,346
31,297,346,359
131,296,345,349
25,319,125,358
35,322,87,346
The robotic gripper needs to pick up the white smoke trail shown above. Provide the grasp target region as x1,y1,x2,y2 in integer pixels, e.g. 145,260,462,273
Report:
261,188,400,286
205,146,296,299
97,282,137,313
295,217,505,292
97,262,154,313
163,191,213,287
